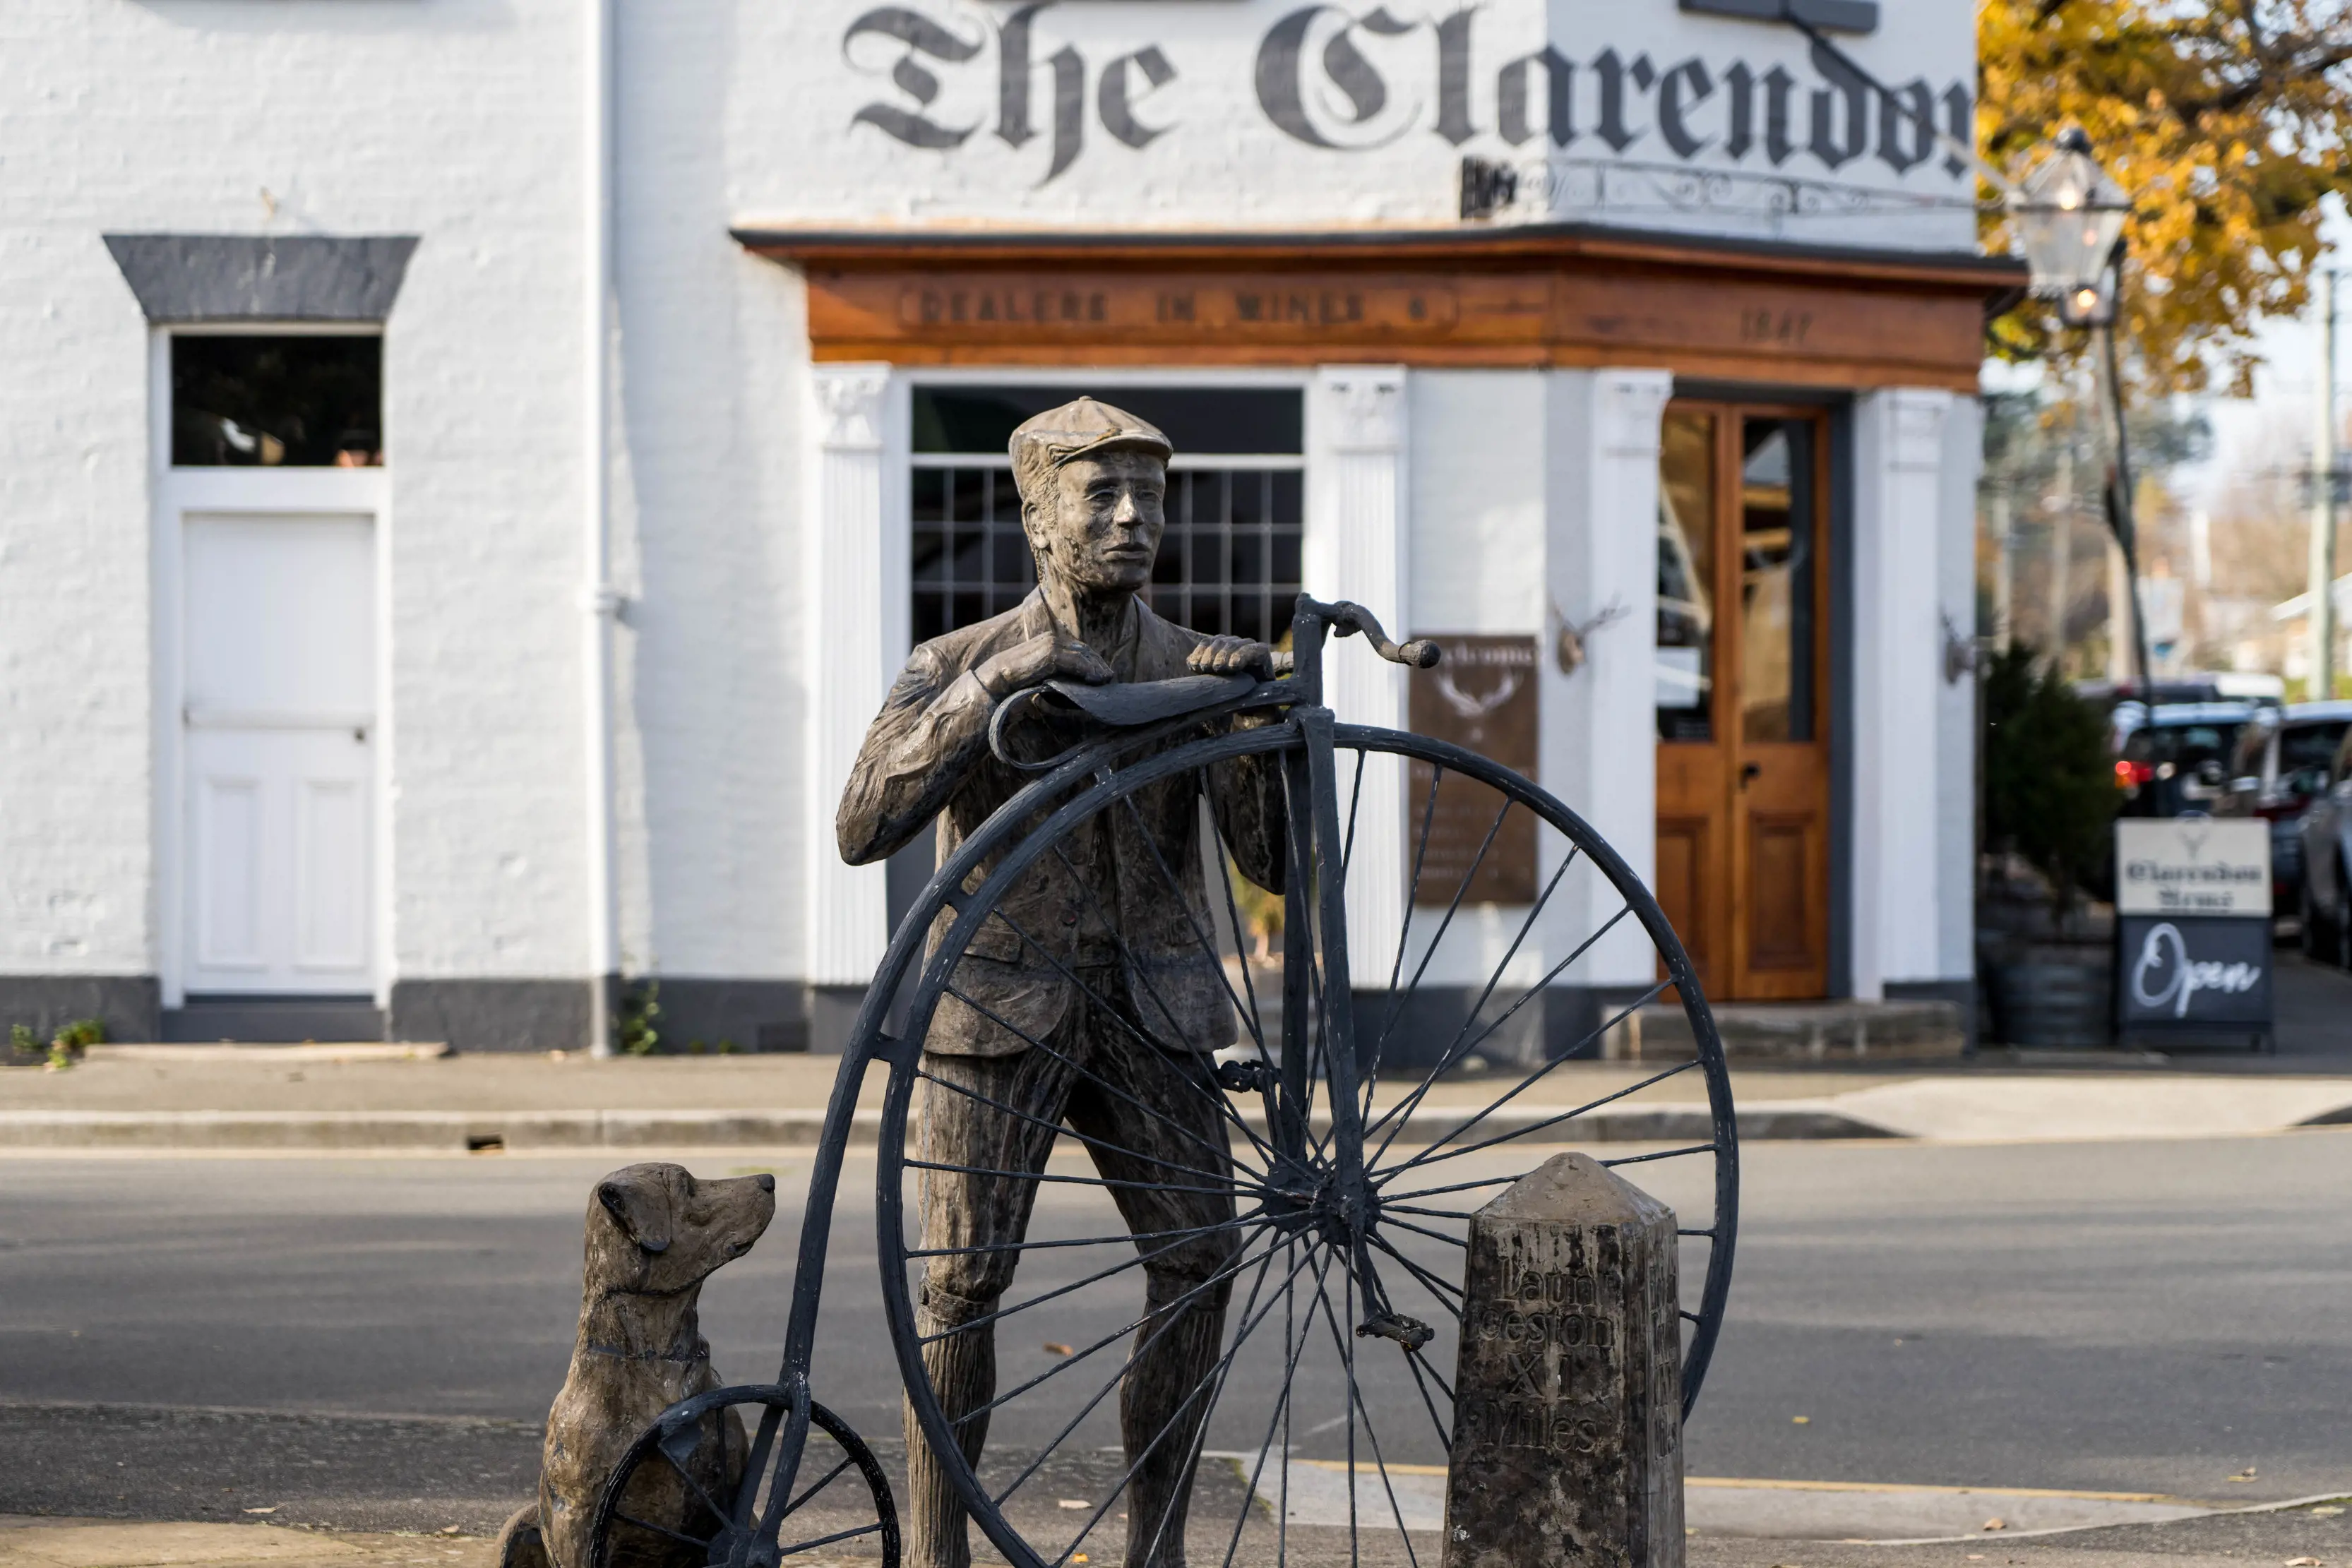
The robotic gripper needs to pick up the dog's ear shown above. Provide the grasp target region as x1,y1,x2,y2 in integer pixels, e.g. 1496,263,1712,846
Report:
597,1173,673,1255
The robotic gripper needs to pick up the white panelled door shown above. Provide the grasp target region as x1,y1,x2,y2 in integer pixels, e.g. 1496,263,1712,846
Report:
182,513,376,993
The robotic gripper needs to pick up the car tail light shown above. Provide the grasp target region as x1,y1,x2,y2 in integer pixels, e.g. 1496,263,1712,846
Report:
2257,796,2308,821
2115,759,2154,789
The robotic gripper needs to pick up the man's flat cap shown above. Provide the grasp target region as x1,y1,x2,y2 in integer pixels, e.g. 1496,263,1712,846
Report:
1008,396,1172,471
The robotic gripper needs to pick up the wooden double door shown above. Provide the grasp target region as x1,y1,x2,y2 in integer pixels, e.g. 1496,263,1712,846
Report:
1654,402,1832,1000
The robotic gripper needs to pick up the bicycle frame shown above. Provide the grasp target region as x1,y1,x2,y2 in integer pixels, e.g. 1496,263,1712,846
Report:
711,598,1447,1556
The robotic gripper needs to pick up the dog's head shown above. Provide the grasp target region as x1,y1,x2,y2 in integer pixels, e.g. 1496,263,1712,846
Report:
585,1163,776,1296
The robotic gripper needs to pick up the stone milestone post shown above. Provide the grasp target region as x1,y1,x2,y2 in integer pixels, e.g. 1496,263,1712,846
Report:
1440,1152,1684,1568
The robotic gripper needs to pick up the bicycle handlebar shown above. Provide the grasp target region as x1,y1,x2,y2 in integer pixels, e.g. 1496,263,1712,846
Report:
1296,597,1443,670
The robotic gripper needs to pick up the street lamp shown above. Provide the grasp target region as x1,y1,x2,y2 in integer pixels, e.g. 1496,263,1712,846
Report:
2008,128,2150,693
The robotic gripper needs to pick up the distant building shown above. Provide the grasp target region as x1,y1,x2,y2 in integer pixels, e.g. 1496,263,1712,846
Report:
1,0,2014,1050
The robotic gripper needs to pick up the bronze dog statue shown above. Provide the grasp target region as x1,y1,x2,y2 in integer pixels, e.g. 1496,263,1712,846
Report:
499,1163,776,1568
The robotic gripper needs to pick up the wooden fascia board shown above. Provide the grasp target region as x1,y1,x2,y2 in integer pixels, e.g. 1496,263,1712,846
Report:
733,224,2026,299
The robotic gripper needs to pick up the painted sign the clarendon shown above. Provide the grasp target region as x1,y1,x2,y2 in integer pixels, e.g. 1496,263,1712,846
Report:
834,1,1973,215
1408,635,1539,906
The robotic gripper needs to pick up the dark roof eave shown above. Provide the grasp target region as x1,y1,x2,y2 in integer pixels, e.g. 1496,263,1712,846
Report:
732,218,2029,294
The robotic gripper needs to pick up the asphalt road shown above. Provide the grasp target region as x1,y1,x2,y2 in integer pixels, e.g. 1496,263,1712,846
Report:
1,1132,2348,1537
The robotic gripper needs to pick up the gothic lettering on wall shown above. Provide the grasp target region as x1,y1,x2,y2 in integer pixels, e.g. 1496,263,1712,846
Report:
842,3,1969,188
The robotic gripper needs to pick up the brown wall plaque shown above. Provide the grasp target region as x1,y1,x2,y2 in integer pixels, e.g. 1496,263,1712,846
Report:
1408,635,1540,906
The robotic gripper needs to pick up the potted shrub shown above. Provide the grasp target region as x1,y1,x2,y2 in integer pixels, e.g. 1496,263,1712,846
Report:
1979,646,2120,1046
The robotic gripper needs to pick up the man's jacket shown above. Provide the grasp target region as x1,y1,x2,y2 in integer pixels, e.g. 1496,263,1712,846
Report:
836,592,1287,1057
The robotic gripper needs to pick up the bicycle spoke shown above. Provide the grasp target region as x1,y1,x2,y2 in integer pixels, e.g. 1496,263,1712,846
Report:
653,1433,735,1525
770,1521,887,1557
611,1513,711,1550
956,1226,1283,1437
778,1452,856,1519
1361,842,1580,1149
1306,1267,1421,1568
1128,1235,1300,1568
916,1208,1270,1346
1366,791,1507,1104
1604,1141,1718,1168
1339,744,1368,880
991,892,1281,1166
940,955,1271,1170
1381,1203,1478,1223
1380,1215,1468,1250
1218,1239,1337,1568
1370,1171,1517,1204
1207,807,1272,1076
1114,791,1282,1061
917,1065,1251,1189
1366,1232,1466,1310
1364,881,1612,1165
1378,1030,1692,1183
1027,1239,1306,1562
907,1211,1251,1260
905,1157,1242,1199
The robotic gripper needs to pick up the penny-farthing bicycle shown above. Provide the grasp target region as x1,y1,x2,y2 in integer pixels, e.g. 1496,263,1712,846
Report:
591,597,1736,1568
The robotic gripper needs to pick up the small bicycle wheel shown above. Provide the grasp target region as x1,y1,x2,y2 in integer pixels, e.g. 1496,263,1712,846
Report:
590,1387,899,1568
870,718,1734,1568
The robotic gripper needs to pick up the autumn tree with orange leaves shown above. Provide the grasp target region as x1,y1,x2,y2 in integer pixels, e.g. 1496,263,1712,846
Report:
1980,0,2352,395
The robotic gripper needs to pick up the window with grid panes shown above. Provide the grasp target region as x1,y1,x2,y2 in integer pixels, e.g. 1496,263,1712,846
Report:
910,385,1304,645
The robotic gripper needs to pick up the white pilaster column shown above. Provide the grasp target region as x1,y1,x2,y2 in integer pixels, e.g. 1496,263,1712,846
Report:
1307,366,1410,986
804,364,902,989
1938,396,1986,985
1542,369,1671,987
1851,387,1954,998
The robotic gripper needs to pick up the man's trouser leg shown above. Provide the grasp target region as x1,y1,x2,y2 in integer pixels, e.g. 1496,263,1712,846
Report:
1064,1009,1239,1568
904,1043,1075,1568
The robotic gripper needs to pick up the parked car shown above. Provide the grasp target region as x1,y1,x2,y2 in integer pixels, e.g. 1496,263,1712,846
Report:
2216,701,2352,916
2110,702,2260,820
2077,672,2287,710
2293,725,2352,964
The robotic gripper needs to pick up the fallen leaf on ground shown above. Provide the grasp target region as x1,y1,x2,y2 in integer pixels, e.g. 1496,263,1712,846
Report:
1790,1416,1809,1425
438,1526,462,1536
2231,1468,2260,1483
1057,1500,1088,1510
1043,1342,1074,1356
2313,1507,2346,1518
243,1507,277,1516
2282,1556,2322,1566
1982,1518,2006,1531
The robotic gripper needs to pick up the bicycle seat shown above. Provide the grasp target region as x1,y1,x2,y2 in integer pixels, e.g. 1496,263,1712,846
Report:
1040,672,1258,727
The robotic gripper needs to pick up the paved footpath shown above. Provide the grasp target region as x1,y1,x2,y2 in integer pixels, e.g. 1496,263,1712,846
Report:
8,1047,2352,1150
4,1503,2349,1568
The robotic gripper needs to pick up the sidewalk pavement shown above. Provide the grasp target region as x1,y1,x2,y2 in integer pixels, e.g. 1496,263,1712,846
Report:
4,1491,2346,1568
5,1046,2352,1151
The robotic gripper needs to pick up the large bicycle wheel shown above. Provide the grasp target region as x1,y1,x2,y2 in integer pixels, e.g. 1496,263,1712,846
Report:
871,718,1734,1568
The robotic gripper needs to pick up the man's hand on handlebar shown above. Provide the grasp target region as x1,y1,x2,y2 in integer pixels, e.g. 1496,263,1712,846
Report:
1187,636,1279,678
976,633,1116,698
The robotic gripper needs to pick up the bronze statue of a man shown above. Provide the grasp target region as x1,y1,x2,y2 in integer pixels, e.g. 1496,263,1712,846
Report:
836,397,1287,1568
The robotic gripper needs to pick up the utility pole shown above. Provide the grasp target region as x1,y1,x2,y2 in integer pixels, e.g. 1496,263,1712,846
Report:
2049,430,2075,670
1992,484,2014,647
2310,268,2339,701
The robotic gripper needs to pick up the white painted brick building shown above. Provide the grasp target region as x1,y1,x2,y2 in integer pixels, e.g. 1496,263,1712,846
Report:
0,0,2009,1051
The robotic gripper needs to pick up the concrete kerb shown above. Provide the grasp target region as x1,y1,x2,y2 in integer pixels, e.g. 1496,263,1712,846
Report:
0,1101,1903,1154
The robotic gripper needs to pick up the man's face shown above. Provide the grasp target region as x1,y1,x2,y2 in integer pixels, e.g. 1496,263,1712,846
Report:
1027,450,1166,594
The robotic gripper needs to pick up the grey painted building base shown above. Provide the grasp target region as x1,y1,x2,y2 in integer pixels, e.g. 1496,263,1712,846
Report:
389,979,592,1054
808,983,871,1056
0,976,160,1045
1886,978,1979,1051
655,978,808,1053
165,996,384,1043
